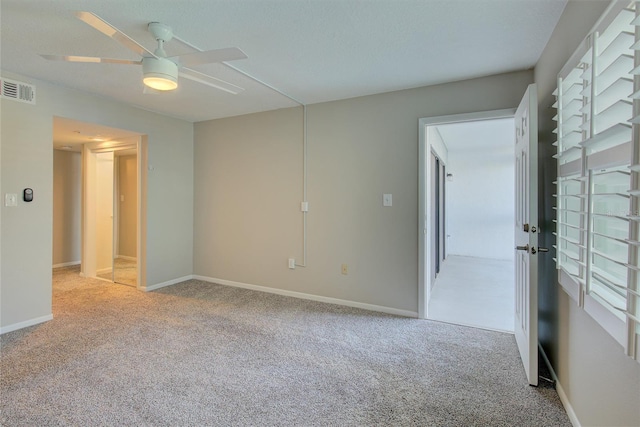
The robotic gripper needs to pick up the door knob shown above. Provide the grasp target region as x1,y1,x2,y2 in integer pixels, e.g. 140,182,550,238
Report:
516,244,529,252
530,246,549,255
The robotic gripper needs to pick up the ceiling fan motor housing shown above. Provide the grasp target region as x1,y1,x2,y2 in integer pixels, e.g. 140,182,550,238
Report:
142,57,178,90
148,22,173,42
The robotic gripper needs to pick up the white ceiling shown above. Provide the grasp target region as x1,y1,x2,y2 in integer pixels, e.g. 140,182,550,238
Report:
436,118,515,152
53,116,142,151
1,0,566,123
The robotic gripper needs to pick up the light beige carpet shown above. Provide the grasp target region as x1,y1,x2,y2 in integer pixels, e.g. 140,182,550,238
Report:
1,266,571,426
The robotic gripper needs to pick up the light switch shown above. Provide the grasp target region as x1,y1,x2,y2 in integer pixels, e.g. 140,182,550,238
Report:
5,193,18,207
383,194,392,207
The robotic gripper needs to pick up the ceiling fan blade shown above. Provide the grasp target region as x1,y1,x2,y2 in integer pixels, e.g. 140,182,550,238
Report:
172,47,247,67
41,54,141,65
75,11,155,58
179,68,244,95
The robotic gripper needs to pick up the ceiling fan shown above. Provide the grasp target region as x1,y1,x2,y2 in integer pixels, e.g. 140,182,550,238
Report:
41,11,247,94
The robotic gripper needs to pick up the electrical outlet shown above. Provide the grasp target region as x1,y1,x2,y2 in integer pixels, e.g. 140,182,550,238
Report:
288,258,296,269
341,264,348,275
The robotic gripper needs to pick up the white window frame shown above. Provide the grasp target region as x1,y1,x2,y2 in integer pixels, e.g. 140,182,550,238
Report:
554,0,640,361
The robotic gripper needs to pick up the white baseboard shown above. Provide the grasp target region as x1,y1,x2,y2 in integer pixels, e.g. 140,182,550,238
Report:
538,343,580,427
1,314,53,335
143,274,418,317
116,255,137,262
192,275,418,318
142,275,194,292
52,261,80,269
96,267,112,275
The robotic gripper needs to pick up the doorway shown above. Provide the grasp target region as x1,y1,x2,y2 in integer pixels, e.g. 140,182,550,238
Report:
92,147,138,286
84,140,141,287
52,116,147,289
418,110,516,331
431,151,446,283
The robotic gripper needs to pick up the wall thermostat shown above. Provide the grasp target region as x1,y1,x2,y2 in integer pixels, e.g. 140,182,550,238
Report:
23,188,33,202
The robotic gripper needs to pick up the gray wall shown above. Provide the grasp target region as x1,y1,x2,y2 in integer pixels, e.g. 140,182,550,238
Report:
534,1,640,425
1,71,194,331
52,149,81,266
194,70,532,314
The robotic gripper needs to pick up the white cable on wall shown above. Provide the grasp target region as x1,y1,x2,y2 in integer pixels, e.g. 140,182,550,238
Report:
299,104,308,267
173,36,309,267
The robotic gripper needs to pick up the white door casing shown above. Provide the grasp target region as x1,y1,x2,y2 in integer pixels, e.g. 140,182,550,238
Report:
81,138,147,289
418,109,516,319
514,84,539,386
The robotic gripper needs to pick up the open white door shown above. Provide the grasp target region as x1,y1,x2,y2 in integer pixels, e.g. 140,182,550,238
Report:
514,84,539,386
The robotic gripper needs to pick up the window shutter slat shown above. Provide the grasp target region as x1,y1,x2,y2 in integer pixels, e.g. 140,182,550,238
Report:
555,1,640,358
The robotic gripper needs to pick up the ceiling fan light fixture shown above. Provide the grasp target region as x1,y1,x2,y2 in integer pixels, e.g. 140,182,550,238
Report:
142,57,178,91
143,75,177,91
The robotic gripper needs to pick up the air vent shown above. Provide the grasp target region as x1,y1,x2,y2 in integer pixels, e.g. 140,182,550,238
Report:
0,77,36,105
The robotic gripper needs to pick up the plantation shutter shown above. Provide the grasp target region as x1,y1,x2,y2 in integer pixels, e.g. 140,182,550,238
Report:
554,0,640,359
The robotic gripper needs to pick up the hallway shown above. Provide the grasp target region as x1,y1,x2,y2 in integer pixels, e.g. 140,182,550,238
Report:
428,255,514,332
